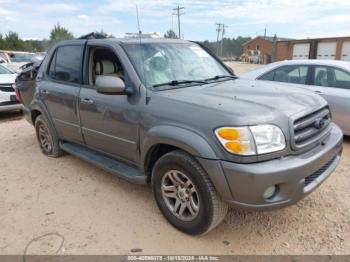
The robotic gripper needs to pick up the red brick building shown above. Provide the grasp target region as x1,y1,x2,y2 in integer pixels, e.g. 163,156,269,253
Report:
241,36,291,64
242,36,350,64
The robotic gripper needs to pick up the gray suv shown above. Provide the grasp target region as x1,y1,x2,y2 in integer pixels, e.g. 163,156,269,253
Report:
17,38,343,235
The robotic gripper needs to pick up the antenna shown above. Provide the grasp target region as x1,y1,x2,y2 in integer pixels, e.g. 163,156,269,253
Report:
135,5,149,102
136,5,142,35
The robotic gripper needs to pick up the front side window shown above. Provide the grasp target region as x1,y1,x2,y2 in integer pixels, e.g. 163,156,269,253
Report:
259,65,308,84
123,43,230,89
87,47,124,86
48,45,83,83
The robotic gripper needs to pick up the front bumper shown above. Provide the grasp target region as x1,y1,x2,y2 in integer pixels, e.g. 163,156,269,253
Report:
200,123,343,210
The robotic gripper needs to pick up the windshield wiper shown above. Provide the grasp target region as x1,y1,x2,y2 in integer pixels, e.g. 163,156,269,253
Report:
204,75,238,82
153,80,207,89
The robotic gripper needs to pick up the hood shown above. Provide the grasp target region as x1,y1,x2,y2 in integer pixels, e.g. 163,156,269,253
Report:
155,78,327,124
0,74,16,84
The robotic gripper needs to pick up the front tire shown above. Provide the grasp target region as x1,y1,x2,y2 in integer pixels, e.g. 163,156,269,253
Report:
35,115,64,157
152,150,228,235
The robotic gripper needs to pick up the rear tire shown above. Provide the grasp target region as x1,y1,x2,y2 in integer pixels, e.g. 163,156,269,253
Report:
35,115,64,157
152,150,228,235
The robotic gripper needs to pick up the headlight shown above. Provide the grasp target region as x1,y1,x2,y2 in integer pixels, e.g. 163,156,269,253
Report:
249,125,286,154
215,125,285,156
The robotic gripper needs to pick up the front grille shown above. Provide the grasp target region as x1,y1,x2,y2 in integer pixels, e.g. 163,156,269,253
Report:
0,84,14,92
304,156,337,187
293,107,331,148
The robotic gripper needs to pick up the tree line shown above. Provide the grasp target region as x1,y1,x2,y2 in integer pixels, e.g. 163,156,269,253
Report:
1,26,251,57
0,24,111,52
165,29,251,58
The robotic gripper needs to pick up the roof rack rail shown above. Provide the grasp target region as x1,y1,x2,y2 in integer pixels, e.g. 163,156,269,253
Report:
77,32,97,40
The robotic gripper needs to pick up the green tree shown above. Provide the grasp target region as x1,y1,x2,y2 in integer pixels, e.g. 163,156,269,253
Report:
3,31,24,50
50,23,74,44
200,36,252,57
164,29,178,39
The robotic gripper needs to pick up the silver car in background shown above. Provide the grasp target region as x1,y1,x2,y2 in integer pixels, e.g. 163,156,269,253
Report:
0,64,21,112
240,60,350,135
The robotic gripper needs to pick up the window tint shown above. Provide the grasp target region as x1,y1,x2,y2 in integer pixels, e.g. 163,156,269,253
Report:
259,65,308,84
48,51,57,79
314,66,329,87
314,66,350,89
333,68,350,89
48,45,83,83
259,70,274,81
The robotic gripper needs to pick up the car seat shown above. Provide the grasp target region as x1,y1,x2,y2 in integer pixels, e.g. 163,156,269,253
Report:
315,70,328,86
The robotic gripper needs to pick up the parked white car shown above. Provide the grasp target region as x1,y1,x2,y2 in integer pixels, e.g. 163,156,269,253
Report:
240,60,350,135
0,64,22,112
0,51,44,73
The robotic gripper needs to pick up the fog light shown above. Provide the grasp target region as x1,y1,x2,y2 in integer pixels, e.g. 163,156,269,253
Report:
263,185,277,199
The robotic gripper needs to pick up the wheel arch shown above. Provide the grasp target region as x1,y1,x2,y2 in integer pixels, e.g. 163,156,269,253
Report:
141,125,218,181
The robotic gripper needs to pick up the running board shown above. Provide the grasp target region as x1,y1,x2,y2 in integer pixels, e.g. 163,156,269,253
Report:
59,142,147,184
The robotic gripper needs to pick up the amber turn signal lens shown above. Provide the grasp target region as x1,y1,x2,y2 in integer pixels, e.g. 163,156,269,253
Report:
217,128,239,140
225,141,244,154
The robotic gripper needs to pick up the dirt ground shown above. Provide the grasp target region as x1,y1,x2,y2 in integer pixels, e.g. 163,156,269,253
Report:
0,62,349,255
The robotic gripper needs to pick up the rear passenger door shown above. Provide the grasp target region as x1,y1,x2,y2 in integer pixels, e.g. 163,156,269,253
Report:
40,44,85,144
308,66,350,134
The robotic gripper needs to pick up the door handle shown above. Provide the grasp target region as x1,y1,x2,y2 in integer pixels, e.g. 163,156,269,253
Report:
40,89,49,95
80,98,94,105
314,90,322,94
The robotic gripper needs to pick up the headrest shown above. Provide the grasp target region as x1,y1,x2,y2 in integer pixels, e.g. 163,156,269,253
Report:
95,60,116,75
149,56,168,72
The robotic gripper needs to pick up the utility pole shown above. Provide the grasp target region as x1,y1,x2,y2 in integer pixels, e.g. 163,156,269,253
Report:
216,23,222,56
264,27,266,40
173,6,184,39
220,24,228,57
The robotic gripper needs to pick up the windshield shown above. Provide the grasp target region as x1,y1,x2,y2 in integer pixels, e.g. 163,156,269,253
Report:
10,54,41,63
123,42,230,89
0,65,13,74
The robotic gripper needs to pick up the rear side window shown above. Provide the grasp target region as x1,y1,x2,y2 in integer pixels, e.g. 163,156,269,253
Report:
333,68,350,89
313,66,350,89
47,45,83,83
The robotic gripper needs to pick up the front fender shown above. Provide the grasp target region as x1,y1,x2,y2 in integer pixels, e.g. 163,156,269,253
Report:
141,125,233,200
141,125,218,164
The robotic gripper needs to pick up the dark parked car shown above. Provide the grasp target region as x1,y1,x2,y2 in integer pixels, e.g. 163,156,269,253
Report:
16,38,343,235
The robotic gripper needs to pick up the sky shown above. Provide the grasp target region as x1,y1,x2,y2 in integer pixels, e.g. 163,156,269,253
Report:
1,0,350,41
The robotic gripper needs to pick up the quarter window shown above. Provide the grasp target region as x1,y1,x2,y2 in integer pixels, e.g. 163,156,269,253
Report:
47,45,83,83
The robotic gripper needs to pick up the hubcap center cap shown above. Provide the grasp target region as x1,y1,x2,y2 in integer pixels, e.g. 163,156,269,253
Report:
178,187,188,201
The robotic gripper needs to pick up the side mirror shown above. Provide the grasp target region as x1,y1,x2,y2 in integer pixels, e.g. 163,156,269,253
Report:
96,75,127,95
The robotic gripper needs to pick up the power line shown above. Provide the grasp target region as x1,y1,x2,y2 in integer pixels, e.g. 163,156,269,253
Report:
172,5,185,39
216,23,228,57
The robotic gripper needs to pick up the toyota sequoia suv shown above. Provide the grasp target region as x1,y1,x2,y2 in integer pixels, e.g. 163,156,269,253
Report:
16,38,343,235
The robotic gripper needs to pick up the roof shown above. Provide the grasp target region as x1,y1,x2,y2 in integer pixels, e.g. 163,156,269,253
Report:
56,38,190,46
243,36,294,46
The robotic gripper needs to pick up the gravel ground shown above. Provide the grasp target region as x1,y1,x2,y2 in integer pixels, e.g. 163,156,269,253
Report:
0,62,349,255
